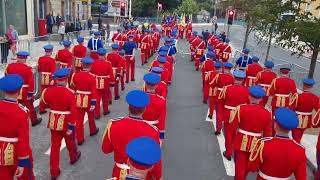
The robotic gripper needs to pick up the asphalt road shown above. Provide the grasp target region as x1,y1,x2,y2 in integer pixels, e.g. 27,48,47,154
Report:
30,26,315,180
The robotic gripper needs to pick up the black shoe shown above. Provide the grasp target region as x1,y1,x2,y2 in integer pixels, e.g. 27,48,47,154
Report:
223,151,231,161
215,131,221,135
90,128,99,136
103,111,110,116
109,101,112,105
95,116,101,120
121,87,125,91
70,151,81,165
32,118,42,126
114,96,120,100
51,177,57,180
78,141,84,146
131,79,135,82
208,115,212,119
203,100,207,104
39,110,47,115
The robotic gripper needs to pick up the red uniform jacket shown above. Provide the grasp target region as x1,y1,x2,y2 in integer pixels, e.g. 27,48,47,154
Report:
139,34,151,50
41,86,77,131
0,100,31,166
208,37,217,47
56,49,73,68
201,60,215,75
230,104,272,152
269,77,297,108
255,70,277,96
90,60,115,89
290,92,319,129
193,39,206,57
70,71,97,109
5,62,34,101
206,71,220,97
245,63,263,86
221,44,232,62
106,53,124,77
150,62,170,83
219,85,250,123
38,56,56,86
248,136,306,180
215,42,224,60
215,73,235,97
101,117,161,180
143,92,167,138
73,45,87,58
143,81,168,99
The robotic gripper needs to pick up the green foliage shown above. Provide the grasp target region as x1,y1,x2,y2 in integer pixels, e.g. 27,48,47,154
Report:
132,0,157,17
91,0,108,3
176,0,199,15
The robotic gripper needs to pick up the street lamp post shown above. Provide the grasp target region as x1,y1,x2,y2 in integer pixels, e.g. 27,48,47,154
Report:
129,0,132,18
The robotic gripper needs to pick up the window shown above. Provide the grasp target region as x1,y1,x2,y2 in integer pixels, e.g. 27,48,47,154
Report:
0,0,28,36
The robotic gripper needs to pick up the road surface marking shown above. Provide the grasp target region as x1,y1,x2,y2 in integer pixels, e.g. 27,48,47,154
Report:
34,99,39,107
45,114,88,155
205,110,213,122
206,109,235,176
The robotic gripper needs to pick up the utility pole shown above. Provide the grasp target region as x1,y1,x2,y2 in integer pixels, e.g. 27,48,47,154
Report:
129,0,132,18
213,0,217,17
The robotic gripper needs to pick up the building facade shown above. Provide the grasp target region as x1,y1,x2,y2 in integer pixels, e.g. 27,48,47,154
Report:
300,0,320,18
0,0,35,37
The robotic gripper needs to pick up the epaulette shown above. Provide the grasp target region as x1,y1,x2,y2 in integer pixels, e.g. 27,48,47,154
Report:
111,117,124,122
18,104,29,113
156,94,165,100
261,137,273,141
293,140,305,149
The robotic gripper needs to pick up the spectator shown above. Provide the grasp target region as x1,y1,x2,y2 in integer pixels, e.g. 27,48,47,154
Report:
6,25,18,58
56,14,63,28
202,30,210,45
46,13,55,33
98,18,102,30
75,18,82,31
106,22,111,41
58,22,66,44
220,31,226,42
100,24,107,41
0,34,12,64
88,17,93,31
212,16,218,34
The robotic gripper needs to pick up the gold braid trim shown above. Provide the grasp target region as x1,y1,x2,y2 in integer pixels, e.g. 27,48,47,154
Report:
229,105,241,123
249,139,264,163
40,88,48,105
102,120,113,141
312,109,320,127
218,86,228,100
289,93,298,107
209,73,220,85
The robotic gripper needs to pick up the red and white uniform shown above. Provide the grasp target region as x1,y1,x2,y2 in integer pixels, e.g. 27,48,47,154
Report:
0,99,34,180
106,53,124,99
5,62,39,125
230,104,272,180
90,59,115,118
38,55,56,112
255,70,277,106
221,43,232,62
201,60,215,102
70,71,98,143
290,92,319,143
73,44,87,72
101,117,162,180
41,86,79,178
245,63,263,87
56,49,73,68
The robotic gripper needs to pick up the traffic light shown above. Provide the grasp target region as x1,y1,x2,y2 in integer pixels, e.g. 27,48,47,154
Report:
120,2,125,16
227,10,235,25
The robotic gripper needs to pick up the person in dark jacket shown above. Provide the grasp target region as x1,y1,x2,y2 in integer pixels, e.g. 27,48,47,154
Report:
1,34,12,64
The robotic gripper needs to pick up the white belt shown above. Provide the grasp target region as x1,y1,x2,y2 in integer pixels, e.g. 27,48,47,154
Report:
296,111,312,116
50,110,71,115
41,72,51,75
258,171,291,180
96,75,110,78
275,94,290,97
22,85,29,88
224,105,236,110
217,88,223,91
60,62,68,65
247,76,256,79
260,83,271,88
0,136,18,143
115,163,130,170
124,55,133,57
75,57,82,59
239,129,262,137
145,120,159,125
76,90,92,95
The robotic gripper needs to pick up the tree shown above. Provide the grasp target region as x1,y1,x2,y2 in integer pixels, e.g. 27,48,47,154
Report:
176,0,199,16
132,0,157,17
276,0,320,78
